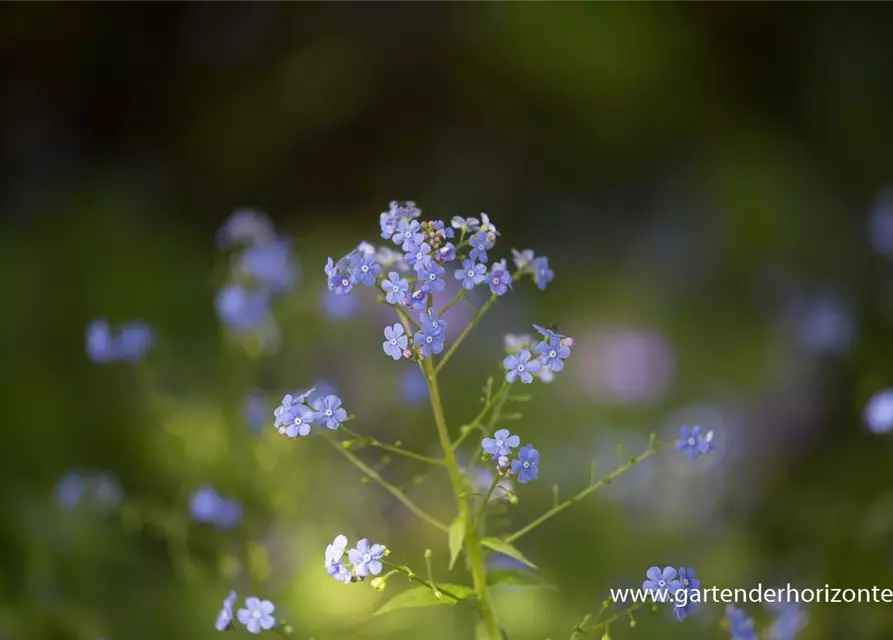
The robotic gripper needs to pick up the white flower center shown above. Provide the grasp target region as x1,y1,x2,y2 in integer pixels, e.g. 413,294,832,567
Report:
393,285,400,292
659,580,666,587
295,417,303,425
549,350,556,357
429,273,436,280
326,409,333,417
426,336,433,344
467,270,474,277
518,364,525,372
341,277,349,286
688,437,696,446
523,461,529,468
361,265,369,273
496,440,503,447
363,553,371,563
390,339,397,345
252,610,262,619
684,579,689,586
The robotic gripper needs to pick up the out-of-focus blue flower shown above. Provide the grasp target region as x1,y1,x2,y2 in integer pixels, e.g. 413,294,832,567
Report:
503,349,540,384
399,367,428,403
865,388,893,434
795,292,853,355
237,597,276,634
504,333,531,353
765,601,807,640
675,426,714,460
451,216,480,233
312,395,347,430
321,287,358,320
642,566,680,602
215,591,238,631
382,272,409,305
55,472,87,509
86,319,116,363
238,237,297,294
86,319,154,364
243,390,269,432
383,323,408,360
217,208,276,249
215,284,270,332
511,248,535,271
189,486,243,530
511,444,539,484
535,336,571,372
482,429,520,459
115,321,154,361
487,261,512,296
55,470,122,510
418,262,446,293
726,605,757,640
455,259,487,290
469,231,493,263
348,538,385,577
532,256,553,290
325,534,352,584
479,213,499,239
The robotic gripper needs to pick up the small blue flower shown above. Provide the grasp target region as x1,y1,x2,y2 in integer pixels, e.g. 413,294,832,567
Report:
243,390,269,432
189,486,243,530
469,231,493,263
726,605,757,640
532,256,553,290
325,257,338,279
420,310,447,337
312,394,348,430
414,325,445,357
329,273,354,296
765,601,807,640
865,388,893,434
532,323,566,340
239,237,296,293
673,567,700,621
237,597,276,634
418,262,446,293
348,538,385,577
642,566,680,602
432,219,455,240
511,444,539,483
55,472,87,509
487,262,512,296
455,259,487,290
325,534,352,584
383,323,409,360
215,591,238,631
436,242,457,262
380,211,397,240
382,272,409,305
407,287,429,310
451,216,480,233
115,321,154,361
273,394,298,428
216,284,271,333
285,404,314,438
481,428,520,459
512,248,535,270
676,426,714,460
217,208,276,249
86,319,116,363
349,251,382,287
535,336,571,372
503,349,541,384
405,242,433,271
393,219,425,251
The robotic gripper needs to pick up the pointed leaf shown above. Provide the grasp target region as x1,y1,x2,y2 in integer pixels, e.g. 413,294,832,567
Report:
480,537,537,569
374,584,474,616
486,569,556,590
448,514,466,571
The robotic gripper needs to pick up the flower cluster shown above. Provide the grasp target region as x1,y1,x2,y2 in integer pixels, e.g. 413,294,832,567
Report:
272,389,348,437
55,469,123,511
642,565,700,621
189,485,243,530
675,425,715,460
215,591,276,634
324,534,388,584
85,318,154,364
215,209,297,344
502,324,574,384
481,429,540,484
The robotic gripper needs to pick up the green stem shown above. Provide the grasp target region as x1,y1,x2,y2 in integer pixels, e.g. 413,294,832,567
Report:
327,437,448,533
435,294,497,374
504,439,662,544
440,289,466,315
339,424,443,465
579,601,648,635
421,358,502,640
472,474,502,531
381,560,473,605
452,381,510,452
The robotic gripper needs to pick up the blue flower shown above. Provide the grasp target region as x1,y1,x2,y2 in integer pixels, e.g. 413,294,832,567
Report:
481,429,520,459
55,472,87,509
407,287,429,310
329,273,354,296
382,272,409,305
488,261,512,296
436,242,457,262
115,322,154,361
451,216,480,233
420,310,447,337
389,200,422,220
765,601,807,640
414,325,445,357
532,323,566,340
325,534,352,584
285,404,314,438
418,262,446,293
865,388,893,434
469,231,493,263
511,444,539,483
642,566,680,602
237,597,276,634
273,394,298,428
56,470,122,510
393,219,424,251
380,211,397,240
455,259,487,290
673,567,700,621
215,591,237,631
325,257,338,279
383,323,409,360
86,318,155,363
675,426,714,460
348,538,385,577
215,284,270,332
432,219,455,240
405,242,433,271
242,390,269,432
503,349,541,384
479,213,499,238
535,336,571,372
349,251,382,287
86,319,116,363
511,248,535,270
189,486,242,530
312,394,348,430
321,287,359,320
532,256,553,290
238,237,296,293
217,208,276,249
726,605,757,640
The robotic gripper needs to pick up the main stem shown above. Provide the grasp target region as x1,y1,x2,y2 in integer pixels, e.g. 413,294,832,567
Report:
422,358,501,640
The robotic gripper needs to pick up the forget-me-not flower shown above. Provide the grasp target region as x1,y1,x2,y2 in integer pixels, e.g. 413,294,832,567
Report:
420,310,447,337
329,273,354,296
864,388,893,434
348,251,382,287
436,242,457,262
285,404,314,438
393,219,425,251
488,261,512,296
407,287,428,310
726,606,757,640
215,591,238,631
273,394,298,428
238,237,296,293
532,256,553,290
415,324,445,357
535,336,571,372
216,284,270,333
382,272,409,305
512,444,539,483
405,242,433,271
418,262,446,293
237,597,276,634
325,534,353,584
383,323,408,360
642,566,680,602
469,231,493,263
348,538,385,577
451,216,480,233
503,349,541,384
673,567,700,621
481,429,520,459
676,425,714,460
312,394,348,430
455,259,487,290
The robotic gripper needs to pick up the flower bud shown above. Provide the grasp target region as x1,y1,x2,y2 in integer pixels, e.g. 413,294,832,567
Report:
370,576,388,591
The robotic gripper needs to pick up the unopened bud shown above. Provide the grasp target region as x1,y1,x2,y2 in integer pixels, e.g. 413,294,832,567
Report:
402,348,413,359
497,455,509,472
370,576,388,591
424,548,433,559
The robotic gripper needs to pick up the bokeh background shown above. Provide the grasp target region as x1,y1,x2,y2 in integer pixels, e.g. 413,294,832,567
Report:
3,3,893,639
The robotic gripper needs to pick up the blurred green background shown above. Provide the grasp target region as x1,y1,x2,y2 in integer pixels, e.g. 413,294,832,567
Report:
2,3,893,639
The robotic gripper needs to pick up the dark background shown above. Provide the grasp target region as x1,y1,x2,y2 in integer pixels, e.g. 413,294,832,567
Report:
2,3,893,639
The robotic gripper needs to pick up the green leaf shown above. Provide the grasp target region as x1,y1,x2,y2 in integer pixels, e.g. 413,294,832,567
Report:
486,569,556,590
448,514,466,571
480,537,538,569
373,584,474,616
